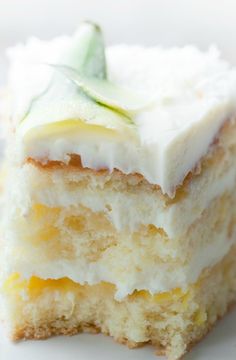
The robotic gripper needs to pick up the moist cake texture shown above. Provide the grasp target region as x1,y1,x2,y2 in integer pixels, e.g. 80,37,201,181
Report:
1,21,236,360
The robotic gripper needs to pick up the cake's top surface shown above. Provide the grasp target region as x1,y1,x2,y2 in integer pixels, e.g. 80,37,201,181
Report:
7,23,236,196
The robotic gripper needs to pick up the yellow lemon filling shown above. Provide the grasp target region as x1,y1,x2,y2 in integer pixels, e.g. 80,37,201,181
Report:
3,274,207,326
4,273,191,303
4,273,189,301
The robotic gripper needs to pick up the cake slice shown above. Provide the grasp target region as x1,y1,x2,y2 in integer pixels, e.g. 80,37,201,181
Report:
1,22,236,360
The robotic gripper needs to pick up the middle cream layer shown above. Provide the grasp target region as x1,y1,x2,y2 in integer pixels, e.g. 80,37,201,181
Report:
2,151,236,299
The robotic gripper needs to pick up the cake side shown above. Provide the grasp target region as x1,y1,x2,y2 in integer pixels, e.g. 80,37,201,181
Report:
1,22,236,360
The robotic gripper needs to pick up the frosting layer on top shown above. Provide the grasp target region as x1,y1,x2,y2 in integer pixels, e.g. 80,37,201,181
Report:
7,34,236,196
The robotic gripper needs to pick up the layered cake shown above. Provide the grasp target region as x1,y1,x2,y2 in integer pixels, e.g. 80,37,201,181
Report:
1,22,236,359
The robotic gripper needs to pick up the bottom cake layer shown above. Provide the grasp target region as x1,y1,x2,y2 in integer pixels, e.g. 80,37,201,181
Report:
1,245,236,360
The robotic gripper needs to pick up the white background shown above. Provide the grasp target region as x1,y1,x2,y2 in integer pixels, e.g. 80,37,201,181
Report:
1,0,236,84
0,1,236,359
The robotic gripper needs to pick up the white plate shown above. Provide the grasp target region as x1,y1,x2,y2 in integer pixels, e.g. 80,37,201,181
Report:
0,308,236,360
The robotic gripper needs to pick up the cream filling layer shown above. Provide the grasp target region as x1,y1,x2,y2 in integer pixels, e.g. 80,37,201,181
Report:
2,168,236,300
2,230,235,300
5,155,236,238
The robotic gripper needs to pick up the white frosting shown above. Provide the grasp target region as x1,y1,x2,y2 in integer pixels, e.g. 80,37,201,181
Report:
7,36,236,196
